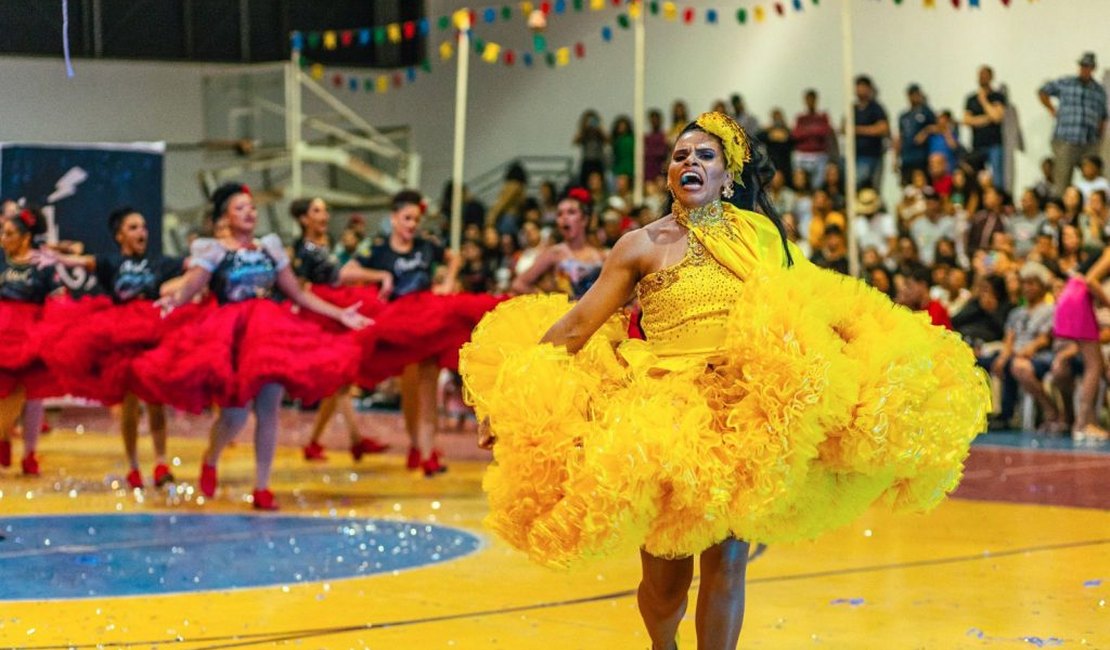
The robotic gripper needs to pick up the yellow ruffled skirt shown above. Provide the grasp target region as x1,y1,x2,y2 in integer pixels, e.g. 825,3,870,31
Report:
459,265,990,568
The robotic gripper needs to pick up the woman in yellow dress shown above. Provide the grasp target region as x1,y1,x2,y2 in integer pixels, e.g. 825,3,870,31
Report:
460,113,989,649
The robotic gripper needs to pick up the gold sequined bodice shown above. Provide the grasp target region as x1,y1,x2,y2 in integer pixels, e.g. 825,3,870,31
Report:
636,234,746,360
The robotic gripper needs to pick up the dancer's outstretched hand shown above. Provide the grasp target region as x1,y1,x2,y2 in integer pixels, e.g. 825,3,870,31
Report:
378,274,393,301
339,303,372,330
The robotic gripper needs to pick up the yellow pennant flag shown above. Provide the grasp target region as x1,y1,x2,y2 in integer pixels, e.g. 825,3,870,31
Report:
387,24,402,43
453,9,471,29
483,42,502,63
662,2,677,20
629,2,641,19
439,40,454,60
522,1,535,15
376,76,389,93
310,63,325,80
923,0,937,6
323,31,338,50
556,47,570,66
590,0,604,9
754,5,765,22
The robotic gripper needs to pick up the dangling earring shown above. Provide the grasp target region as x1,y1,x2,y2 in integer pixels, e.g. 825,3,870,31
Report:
722,183,735,200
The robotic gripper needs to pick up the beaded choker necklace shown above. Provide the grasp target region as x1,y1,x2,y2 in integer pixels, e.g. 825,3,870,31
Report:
673,200,728,230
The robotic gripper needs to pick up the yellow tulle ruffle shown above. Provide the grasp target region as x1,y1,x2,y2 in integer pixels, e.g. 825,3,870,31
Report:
459,267,990,568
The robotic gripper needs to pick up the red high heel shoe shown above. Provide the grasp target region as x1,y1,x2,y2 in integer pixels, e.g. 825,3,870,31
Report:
21,453,40,476
350,436,388,461
421,451,447,477
303,441,327,461
406,446,421,470
0,439,11,468
252,488,279,511
199,463,218,498
153,464,175,487
126,469,144,489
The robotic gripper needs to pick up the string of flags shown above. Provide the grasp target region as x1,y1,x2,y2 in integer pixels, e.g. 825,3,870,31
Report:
295,0,1041,94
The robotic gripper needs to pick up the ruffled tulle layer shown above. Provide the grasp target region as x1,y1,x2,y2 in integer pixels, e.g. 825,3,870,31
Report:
357,291,504,388
0,301,63,399
38,297,198,405
131,299,360,413
460,265,990,567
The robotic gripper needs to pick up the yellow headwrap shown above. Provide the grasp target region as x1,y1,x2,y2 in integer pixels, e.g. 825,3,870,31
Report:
693,112,751,182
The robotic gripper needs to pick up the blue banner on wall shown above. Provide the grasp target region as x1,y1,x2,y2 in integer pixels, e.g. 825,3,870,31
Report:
0,142,164,293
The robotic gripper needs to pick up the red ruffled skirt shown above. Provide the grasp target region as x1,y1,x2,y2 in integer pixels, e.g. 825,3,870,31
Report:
357,291,505,388
38,296,200,405
130,299,361,413
0,301,63,399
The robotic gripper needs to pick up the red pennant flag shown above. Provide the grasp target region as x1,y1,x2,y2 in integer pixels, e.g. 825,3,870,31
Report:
1000,0,1010,5
505,50,515,65
403,21,416,39
575,42,585,57
331,74,343,88
951,0,960,6
683,7,695,23
340,30,353,46
392,73,403,88
541,1,551,13
775,2,785,16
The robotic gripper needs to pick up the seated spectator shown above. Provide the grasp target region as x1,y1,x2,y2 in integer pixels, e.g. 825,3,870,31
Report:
767,170,796,219
1033,157,1056,203
896,263,952,329
538,181,559,226
810,224,850,275
967,185,1008,259
585,170,609,217
896,185,926,231
1009,188,1046,258
1057,223,1089,276
789,168,814,237
979,262,1063,431
1027,224,1064,279
1081,189,1109,253
521,198,543,227
822,162,847,211
1043,197,1066,233
806,188,846,252
932,266,973,316
927,152,955,199
953,273,1012,346
911,187,955,266
1074,154,1110,203
893,235,923,276
1062,185,1084,228
853,188,898,258
458,238,493,294
933,237,959,269
514,221,551,281
782,212,811,259
866,264,896,298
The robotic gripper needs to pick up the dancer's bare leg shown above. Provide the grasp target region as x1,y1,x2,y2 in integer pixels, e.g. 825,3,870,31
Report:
120,393,141,470
638,550,694,650
694,538,750,650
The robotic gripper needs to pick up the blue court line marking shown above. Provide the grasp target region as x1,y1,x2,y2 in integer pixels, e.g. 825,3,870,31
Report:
0,513,483,602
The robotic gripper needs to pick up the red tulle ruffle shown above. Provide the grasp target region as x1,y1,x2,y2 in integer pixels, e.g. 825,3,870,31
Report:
0,301,64,399
357,291,505,388
131,299,360,413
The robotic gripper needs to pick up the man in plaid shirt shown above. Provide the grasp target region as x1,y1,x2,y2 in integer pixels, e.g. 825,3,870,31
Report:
1039,52,1108,197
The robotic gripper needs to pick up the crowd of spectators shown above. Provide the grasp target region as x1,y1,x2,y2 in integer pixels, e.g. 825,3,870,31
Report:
331,52,1108,439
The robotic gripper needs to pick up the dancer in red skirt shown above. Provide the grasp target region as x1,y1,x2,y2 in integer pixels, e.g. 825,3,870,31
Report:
35,207,186,488
287,196,393,461
0,208,61,476
134,183,370,510
355,190,502,476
